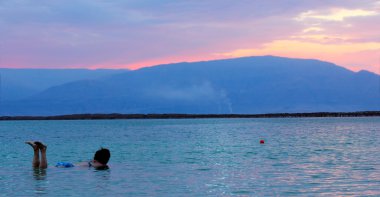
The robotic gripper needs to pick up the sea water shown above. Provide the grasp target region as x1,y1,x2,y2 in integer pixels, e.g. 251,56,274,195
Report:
0,118,379,196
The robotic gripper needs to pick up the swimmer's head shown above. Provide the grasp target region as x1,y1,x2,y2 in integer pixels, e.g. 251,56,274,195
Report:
94,148,110,165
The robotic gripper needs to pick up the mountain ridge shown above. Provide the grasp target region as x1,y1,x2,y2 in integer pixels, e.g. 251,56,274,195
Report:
0,68,128,101
1,56,379,115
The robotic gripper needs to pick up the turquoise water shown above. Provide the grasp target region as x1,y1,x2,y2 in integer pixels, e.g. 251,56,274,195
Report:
1,118,380,196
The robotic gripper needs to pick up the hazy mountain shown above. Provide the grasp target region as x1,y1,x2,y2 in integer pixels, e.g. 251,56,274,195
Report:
0,69,127,100
1,56,379,115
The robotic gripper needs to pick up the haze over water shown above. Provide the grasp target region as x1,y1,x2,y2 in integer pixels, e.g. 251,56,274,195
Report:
1,117,379,196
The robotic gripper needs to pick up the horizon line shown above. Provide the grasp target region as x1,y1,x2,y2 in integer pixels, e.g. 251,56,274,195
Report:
1,111,380,121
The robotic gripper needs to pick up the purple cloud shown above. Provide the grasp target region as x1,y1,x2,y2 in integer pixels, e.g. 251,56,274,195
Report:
0,0,378,71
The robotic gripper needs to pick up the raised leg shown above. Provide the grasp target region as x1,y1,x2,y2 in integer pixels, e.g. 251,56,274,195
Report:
35,142,48,169
25,141,40,168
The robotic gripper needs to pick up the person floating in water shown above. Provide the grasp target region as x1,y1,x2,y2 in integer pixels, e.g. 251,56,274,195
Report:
25,141,110,170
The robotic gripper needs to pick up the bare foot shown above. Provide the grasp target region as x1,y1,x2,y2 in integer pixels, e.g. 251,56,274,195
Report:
25,141,38,151
35,141,47,151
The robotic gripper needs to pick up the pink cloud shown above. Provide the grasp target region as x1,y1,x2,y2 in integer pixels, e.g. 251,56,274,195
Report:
0,0,379,75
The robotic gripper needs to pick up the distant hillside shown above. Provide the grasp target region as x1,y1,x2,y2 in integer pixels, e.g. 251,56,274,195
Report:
1,56,379,115
0,69,127,100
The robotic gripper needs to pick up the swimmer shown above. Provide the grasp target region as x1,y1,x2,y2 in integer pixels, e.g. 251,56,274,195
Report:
26,141,110,170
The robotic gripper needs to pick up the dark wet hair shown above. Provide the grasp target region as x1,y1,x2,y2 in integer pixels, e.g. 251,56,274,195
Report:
94,148,110,165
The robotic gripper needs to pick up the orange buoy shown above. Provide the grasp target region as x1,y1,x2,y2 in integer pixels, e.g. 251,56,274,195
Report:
260,140,265,144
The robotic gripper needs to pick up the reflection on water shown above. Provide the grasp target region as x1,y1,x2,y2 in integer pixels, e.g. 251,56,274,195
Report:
92,169,111,192
0,118,379,196
33,168,46,180
32,168,48,194
93,168,111,181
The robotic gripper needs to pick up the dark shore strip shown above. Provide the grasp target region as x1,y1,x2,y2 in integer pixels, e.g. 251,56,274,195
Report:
0,111,379,121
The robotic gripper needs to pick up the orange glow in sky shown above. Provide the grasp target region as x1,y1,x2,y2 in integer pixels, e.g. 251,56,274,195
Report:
0,1,379,74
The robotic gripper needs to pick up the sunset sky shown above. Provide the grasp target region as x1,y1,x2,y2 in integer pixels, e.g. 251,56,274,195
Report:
1,0,379,73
